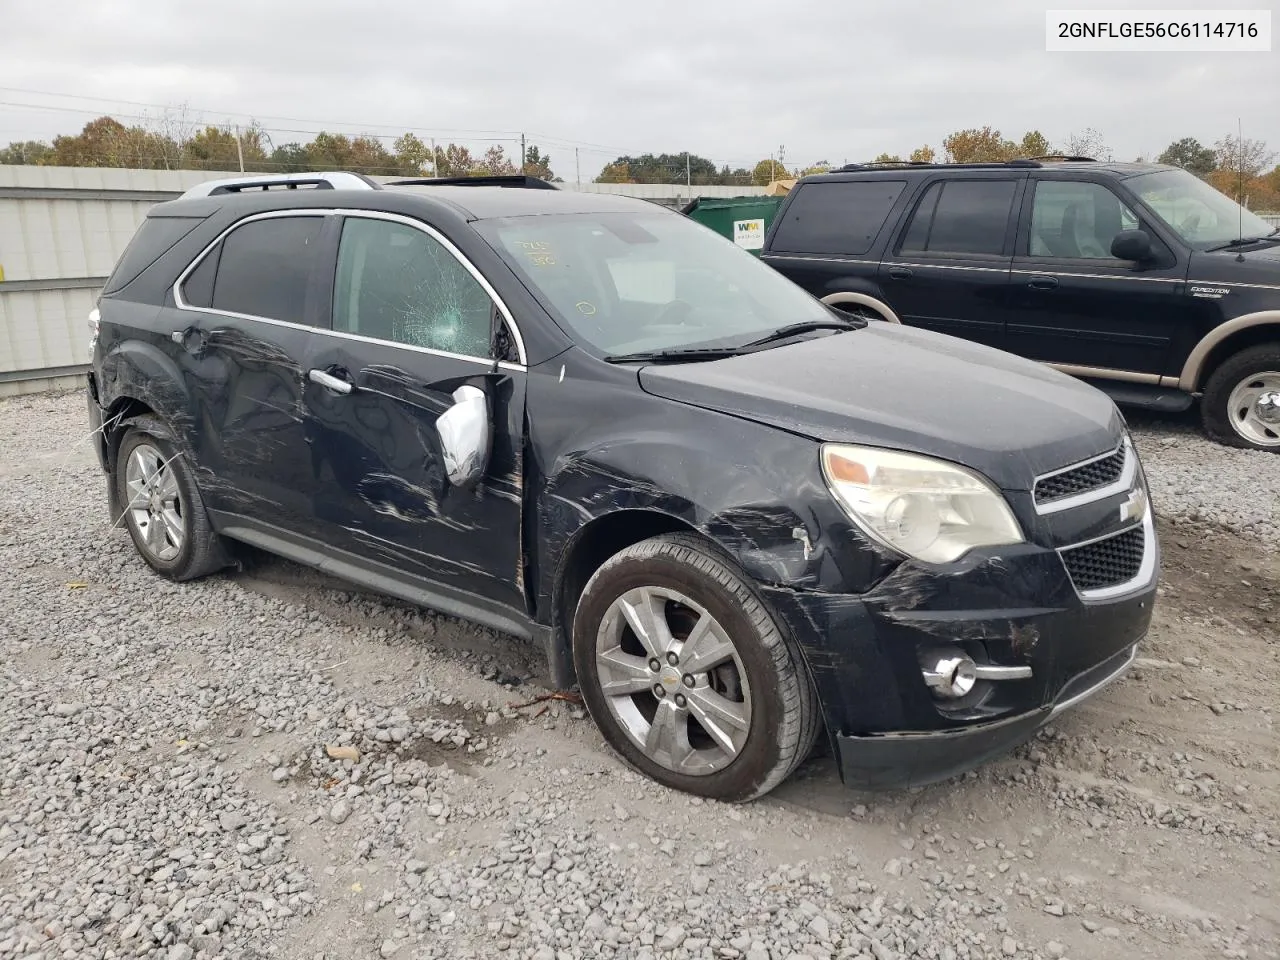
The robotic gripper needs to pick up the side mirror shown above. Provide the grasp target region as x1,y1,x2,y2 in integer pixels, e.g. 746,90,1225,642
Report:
436,384,492,488
1111,229,1153,262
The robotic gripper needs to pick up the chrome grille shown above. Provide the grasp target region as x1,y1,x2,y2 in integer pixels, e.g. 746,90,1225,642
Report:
1035,446,1126,505
1060,525,1145,592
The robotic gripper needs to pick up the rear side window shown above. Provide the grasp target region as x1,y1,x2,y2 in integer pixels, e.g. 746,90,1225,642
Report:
103,216,204,295
769,180,906,255
900,180,1017,257
181,246,220,308
208,216,324,324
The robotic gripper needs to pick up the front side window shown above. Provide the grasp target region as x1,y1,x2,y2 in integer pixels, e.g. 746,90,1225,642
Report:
333,217,494,358
209,216,323,324
475,210,835,357
1028,181,1140,259
900,179,1017,257
1128,168,1276,250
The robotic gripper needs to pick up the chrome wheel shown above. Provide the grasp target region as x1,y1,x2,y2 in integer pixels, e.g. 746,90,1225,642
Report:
595,585,751,775
1226,370,1280,447
124,442,185,562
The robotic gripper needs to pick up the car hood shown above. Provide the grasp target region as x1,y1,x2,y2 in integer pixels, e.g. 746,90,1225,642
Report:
638,324,1124,491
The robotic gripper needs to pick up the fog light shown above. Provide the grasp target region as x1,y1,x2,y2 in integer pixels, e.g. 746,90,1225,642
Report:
920,649,978,699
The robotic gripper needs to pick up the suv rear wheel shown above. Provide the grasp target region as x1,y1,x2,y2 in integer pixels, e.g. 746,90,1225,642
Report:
115,419,229,580
1200,344,1280,451
572,533,820,801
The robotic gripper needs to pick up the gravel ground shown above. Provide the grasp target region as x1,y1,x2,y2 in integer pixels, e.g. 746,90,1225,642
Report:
1125,407,1280,546
1,391,1277,960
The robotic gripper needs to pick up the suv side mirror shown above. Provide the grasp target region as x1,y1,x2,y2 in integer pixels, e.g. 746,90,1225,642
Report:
1111,229,1154,262
436,384,492,488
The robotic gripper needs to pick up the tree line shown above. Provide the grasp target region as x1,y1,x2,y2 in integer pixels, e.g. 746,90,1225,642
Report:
2,116,1277,209
0,116,558,181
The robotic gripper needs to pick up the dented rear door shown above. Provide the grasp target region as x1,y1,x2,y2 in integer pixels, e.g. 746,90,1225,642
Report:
171,211,328,528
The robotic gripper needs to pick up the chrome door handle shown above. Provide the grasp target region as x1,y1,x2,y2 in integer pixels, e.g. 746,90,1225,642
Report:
308,368,353,394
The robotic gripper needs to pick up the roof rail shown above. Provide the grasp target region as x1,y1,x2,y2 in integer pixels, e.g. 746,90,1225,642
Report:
1024,154,1098,163
179,171,381,199
836,160,1048,172
386,174,559,190
837,160,937,171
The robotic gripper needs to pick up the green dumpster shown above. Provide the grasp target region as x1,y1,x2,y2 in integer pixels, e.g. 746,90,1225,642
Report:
680,195,785,256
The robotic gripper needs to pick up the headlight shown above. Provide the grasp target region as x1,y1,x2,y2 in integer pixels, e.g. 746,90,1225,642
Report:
821,444,1023,564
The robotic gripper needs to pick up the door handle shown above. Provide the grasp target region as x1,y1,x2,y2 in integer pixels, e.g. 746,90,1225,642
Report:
309,368,354,395
1027,276,1059,291
887,266,913,280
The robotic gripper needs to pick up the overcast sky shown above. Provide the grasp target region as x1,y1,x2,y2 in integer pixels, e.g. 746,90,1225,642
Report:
1,0,1276,179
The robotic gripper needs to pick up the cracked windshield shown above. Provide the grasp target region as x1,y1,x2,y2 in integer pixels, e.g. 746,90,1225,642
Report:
478,212,833,355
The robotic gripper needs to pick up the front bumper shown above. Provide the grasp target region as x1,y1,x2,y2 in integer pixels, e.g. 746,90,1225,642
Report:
761,504,1158,790
834,641,1137,790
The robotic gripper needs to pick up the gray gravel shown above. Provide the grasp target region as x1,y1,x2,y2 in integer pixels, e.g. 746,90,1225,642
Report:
1126,408,1280,546
2,391,1278,960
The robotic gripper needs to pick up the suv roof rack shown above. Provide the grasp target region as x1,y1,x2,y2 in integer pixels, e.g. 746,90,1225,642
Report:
836,159,1047,172
180,171,381,199
386,174,559,190
1025,155,1098,163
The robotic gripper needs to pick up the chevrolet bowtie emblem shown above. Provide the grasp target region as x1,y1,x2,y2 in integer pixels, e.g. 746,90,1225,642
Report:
1119,488,1148,524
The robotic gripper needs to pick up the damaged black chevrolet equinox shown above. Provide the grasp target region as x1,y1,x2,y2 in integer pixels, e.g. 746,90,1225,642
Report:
87,171,1158,801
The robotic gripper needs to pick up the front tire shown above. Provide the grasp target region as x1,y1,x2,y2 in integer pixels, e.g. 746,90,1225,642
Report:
115,419,229,581
572,533,820,801
1200,344,1280,451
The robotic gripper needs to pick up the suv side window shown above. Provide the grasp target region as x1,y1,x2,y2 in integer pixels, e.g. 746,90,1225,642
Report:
205,216,324,324
769,180,907,255
1028,180,1140,259
900,179,1017,257
333,217,494,358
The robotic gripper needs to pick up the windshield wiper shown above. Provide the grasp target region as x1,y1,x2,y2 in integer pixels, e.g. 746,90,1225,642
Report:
1206,228,1280,252
739,317,861,348
604,346,746,364
604,318,861,365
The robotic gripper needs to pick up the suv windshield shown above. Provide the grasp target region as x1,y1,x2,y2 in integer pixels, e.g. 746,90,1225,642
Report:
1128,168,1277,250
475,210,835,356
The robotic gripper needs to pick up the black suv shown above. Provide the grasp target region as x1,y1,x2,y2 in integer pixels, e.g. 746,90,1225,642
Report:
760,159,1280,451
86,171,1156,801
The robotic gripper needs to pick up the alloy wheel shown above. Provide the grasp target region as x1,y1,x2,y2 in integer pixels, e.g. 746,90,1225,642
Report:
1226,370,1280,447
124,442,185,562
594,585,752,775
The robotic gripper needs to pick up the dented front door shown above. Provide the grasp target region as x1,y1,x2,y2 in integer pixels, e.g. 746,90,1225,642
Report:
301,213,527,609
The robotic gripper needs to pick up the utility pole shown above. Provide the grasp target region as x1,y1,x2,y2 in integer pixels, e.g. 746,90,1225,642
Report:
686,151,691,195
234,124,245,172
520,133,526,174
575,147,581,186
431,137,437,177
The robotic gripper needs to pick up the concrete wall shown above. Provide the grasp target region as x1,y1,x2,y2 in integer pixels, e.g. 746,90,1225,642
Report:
0,165,767,395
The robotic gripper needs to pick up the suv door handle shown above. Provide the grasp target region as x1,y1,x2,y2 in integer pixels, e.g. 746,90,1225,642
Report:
1027,276,1059,291
887,266,913,280
309,368,354,395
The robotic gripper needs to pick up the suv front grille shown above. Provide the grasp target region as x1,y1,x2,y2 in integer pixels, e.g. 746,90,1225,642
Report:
1035,446,1126,505
1060,525,1145,592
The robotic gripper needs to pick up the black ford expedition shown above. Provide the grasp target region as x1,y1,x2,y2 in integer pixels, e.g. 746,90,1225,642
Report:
87,171,1157,801
760,159,1280,451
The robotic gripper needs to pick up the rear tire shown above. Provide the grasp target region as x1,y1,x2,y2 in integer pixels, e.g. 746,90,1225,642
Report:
115,418,230,581
1200,344,1280,451
572,533,820,802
